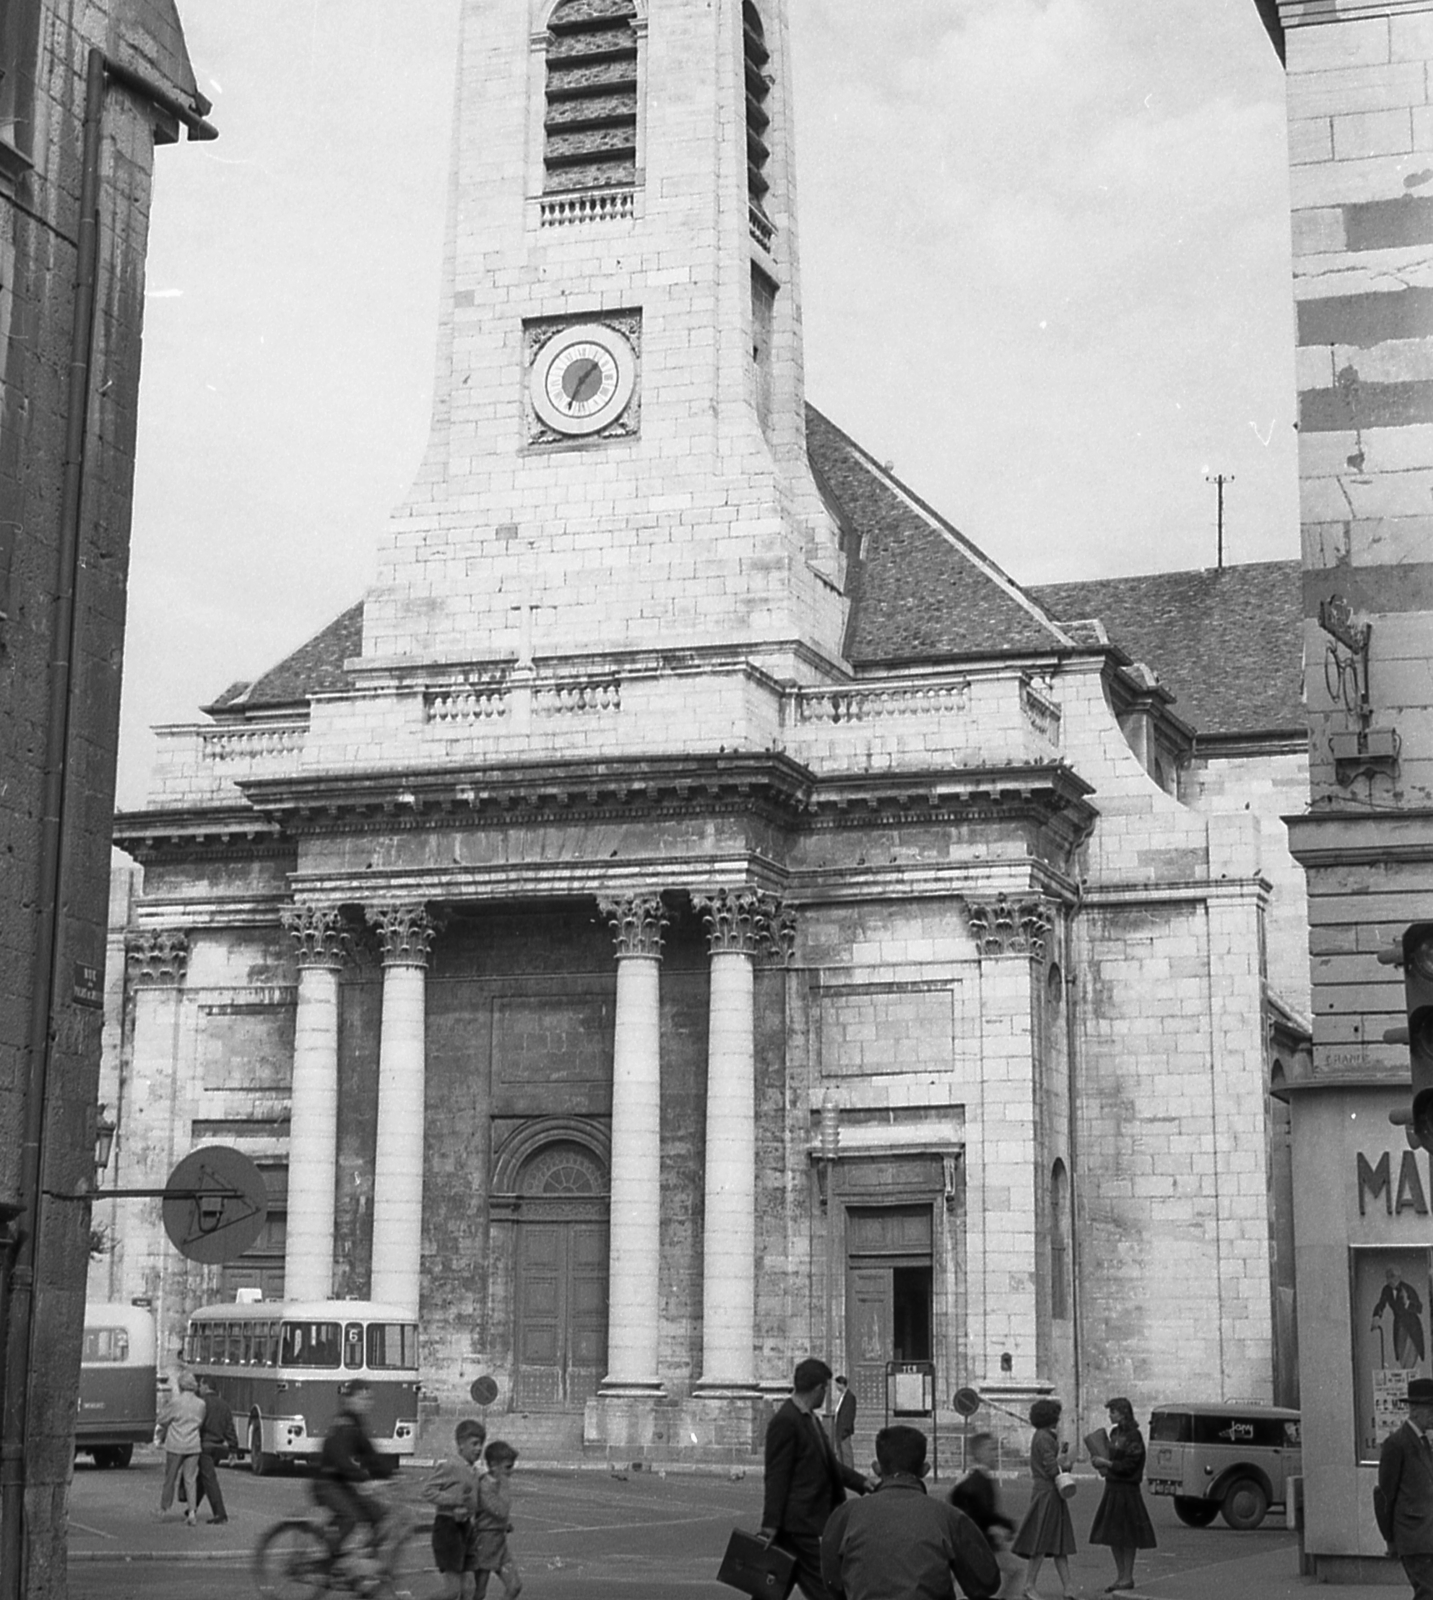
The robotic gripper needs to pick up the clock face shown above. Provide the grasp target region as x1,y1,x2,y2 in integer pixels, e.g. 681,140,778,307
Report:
530,323,637,438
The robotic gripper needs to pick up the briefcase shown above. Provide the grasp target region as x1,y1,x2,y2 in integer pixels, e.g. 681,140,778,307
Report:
717,1529,797,1597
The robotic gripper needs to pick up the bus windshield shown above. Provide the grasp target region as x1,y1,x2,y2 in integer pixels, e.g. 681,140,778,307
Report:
280,1321,341,1367
366,1323,419,1370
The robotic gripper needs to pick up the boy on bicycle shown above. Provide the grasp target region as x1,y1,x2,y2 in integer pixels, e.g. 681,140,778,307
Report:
313,1379,385,1564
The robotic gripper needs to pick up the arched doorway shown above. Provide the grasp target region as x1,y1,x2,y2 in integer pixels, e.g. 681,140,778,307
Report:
511,1141,609,1410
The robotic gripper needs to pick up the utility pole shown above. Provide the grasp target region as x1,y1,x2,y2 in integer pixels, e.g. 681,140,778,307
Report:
1205,472,1234,569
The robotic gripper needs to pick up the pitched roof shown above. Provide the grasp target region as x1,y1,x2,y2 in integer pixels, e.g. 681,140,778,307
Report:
1030,561,1304,737
205,601,364,714
805,407,1074,662
198,415,1303,742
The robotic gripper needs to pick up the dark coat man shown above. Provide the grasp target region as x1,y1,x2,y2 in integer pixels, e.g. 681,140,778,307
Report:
821,1424,999,1600
832,1376,857,1469
1377,1377,1433,1600
194,1383,239,1523
761,1358,870,1600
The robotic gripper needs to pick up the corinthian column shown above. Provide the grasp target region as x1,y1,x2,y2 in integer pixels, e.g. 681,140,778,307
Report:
280,904,349,1301
692,888,787,1390
367,904,437,1312
597,892,667,1395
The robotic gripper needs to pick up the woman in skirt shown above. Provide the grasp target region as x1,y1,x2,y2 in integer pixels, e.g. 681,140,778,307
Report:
1011,1397,1076,1599
1088,1396,1157,1593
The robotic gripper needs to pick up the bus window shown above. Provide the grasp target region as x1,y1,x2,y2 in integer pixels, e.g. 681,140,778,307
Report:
227,1322,243,1364
344,1323,364,1370
281,1321,341,1367
366,1323,419,1370
262,1323,279,1366
82,1327,129,1363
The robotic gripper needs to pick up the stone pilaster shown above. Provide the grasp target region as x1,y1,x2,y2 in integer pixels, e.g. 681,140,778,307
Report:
963,895,1049,1387
691,889,786,1391
280,904,349,1301
597,892,667,1394
367,904,437,1312
125,928,190,985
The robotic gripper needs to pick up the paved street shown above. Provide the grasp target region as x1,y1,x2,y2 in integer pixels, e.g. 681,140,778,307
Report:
66,1448,1320,1600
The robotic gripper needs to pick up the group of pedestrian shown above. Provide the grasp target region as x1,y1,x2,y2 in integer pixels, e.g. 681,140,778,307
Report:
154,1371,237,1525
993,1395,1156,1600
759,1362,1159,1600
760,1357,1000,1600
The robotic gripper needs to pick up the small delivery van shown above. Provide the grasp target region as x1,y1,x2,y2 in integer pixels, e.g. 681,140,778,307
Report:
1145,1402,1301,1530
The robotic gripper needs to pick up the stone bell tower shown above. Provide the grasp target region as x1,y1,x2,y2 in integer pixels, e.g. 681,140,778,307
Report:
363,0,848,679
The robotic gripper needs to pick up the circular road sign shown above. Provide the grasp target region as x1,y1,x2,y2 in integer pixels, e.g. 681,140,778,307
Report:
162,1146,268,1264
470,1376,499,1406
953,1387,982,1418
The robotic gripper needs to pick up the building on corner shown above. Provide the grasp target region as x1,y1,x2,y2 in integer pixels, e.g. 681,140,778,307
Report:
100,0,1308,1468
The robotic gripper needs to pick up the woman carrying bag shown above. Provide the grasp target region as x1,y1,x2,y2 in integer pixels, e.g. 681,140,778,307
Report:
1011,1397,1077,1600
1087,1396,1157,1593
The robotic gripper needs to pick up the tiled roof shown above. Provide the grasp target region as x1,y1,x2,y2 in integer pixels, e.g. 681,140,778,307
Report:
199,415,1302,742
806,407,1074,662
205,602,364,713
1031,561,1305,737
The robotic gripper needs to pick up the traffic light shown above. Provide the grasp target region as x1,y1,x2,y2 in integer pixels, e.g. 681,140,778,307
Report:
1381,923,1433,1148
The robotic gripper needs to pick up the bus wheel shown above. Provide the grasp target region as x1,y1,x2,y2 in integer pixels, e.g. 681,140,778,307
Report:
1172,1495,1218,1527
1220,1477,1269,1531
91,1448,116,1470
110,1444,133,1468
249,1419,272,1477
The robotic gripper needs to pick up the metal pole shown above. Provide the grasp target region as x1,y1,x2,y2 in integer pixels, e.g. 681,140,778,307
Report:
1205,472,1234,569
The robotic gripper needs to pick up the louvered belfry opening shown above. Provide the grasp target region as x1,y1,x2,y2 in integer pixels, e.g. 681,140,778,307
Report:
544,0,639,194
743,2,771,215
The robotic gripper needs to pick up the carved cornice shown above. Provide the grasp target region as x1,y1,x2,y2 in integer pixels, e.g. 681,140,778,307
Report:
692,888,794,962
281,903,351,970
125,928,190,984
367,904,439,967
598,893,667,959
964,895,1054,961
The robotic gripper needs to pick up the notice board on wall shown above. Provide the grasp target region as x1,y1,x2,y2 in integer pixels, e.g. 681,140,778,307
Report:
1352,1245,1433,1462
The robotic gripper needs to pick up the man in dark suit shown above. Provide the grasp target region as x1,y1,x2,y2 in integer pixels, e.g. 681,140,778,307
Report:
760,1357,871,1600
1377,1376,1433,1599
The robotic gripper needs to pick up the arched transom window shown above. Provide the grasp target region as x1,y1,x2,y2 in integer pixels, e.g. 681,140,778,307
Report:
544,0,639,194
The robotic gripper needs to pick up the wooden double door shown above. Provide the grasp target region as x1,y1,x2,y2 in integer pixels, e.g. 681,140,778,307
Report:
513,1218,608,1409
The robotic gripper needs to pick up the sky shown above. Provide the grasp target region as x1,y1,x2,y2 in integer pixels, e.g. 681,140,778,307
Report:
117,0,1296,807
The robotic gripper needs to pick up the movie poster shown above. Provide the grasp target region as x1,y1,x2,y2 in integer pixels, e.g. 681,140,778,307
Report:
1353,1247,1433,1462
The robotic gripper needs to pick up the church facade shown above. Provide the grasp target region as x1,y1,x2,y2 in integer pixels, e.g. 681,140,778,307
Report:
100,0,1309,1462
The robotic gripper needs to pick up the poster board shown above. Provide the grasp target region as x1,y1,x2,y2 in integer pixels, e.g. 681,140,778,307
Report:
1352,1245,1433,1462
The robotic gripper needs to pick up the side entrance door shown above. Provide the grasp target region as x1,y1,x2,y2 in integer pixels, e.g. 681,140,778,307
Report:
514,1219,607,1409
845,1205,934,1436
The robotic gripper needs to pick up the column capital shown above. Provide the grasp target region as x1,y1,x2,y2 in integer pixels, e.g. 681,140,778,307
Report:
125,928,190,985
964,894,1053,961
282,903,351,970
692,888,794,962
598,893,667,959
367,903,440,967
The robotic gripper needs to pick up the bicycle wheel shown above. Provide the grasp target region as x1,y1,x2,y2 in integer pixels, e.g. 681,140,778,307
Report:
380,1525,428,1600
253,1518,332,1600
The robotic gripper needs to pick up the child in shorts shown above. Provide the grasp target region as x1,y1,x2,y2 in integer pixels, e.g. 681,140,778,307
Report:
473,1440,522,1599
423,1419,487,1600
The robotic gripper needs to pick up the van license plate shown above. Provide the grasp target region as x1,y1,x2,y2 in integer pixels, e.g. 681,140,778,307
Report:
1147,1479,1179,1495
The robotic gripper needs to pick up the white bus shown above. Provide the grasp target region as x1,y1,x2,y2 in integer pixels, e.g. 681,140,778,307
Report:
76,1302,157,1468
184,1299,419,1474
